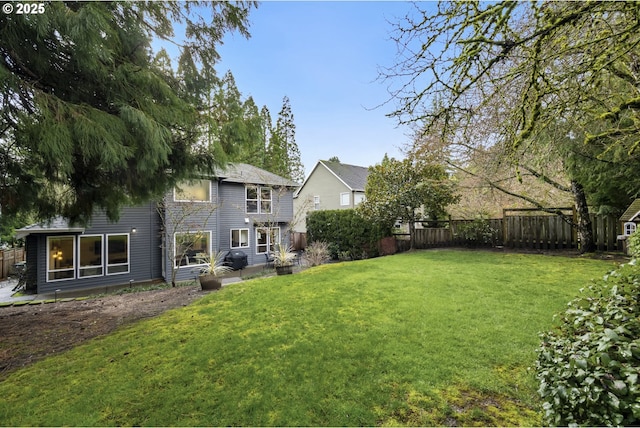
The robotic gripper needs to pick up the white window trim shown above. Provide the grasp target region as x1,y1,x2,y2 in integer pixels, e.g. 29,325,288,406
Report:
246,185,272,214
624,222,637,236
255,227,281,255
106,233,130,275
313,195,320,210
46,236,76,282
230,228,250,249
340,192,350,206
78,234,104,279
173,230,212,267
173,179,212,203
260,187,273,214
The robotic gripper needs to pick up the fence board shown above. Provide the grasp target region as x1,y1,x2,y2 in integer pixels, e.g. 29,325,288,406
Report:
407,213,620,253
0,248,26,281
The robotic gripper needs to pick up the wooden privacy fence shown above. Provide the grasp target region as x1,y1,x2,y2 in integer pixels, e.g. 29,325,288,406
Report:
0,248,26,281
408,213,621,252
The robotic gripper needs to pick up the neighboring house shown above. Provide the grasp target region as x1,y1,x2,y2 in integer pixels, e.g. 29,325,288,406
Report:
619,198,640,238
293,160,370,232
16,163,299,294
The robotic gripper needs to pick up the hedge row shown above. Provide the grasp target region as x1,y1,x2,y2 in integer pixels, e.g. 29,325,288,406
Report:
306,209,388,260
536,231,640,426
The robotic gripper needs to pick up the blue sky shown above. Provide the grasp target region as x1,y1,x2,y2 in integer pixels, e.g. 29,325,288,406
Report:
214,1,420,177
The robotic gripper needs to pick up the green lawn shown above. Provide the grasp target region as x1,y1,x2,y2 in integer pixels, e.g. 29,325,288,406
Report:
0,250,616,426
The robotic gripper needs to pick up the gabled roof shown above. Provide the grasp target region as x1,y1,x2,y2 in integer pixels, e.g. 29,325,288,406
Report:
295,160,370,197
321,160,370,191
620,198,640,222
16,217,85,239
217,163,300,187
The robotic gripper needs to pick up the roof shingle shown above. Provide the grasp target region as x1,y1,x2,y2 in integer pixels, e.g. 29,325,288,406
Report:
620,198,640,222
320,160,370,191
217,163,300,187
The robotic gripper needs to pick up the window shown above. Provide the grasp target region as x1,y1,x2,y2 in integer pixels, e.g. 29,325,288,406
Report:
246,185,272,214
246,186,258,213
340,192,350,206
256,227,280,254
231,229,249,249
107,234,129,275
174,231,211,267
47,236,75,281
79,235,103,278
174,179,211,202
354,193,365,206
314,196,320,210
624,222,637,236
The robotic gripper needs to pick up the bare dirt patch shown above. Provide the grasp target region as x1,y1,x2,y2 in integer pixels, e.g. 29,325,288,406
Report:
0,285,208,380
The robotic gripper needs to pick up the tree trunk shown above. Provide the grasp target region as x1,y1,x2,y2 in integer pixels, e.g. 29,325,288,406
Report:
409,218,416,250
571,180,595,253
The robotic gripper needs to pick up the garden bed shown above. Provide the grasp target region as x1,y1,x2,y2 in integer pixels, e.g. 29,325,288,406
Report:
0,285,205,379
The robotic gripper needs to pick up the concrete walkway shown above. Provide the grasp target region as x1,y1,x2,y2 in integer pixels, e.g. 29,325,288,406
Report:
0,278,35,304
0,264,281,305
0,276,249,305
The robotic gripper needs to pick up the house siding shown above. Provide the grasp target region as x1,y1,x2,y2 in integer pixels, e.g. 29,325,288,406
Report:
34,203,162,294
19,165,299,294
162,180,219,283
293,164,351,232
219,182,295,266
163,179,296,280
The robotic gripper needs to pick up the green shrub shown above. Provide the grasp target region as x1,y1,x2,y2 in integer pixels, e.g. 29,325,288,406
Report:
454,217,499,246
627,230,640,258
536,260,640,426
306,209,387,259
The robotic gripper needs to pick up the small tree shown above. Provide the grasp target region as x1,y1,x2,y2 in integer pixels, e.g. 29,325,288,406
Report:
157,183,218,287
358,154,459,249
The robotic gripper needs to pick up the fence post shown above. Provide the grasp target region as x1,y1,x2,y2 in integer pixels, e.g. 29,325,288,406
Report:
502,209,508,248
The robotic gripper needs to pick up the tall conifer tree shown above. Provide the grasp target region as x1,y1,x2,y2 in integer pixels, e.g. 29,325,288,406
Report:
267,96,304,183
0,1,255,223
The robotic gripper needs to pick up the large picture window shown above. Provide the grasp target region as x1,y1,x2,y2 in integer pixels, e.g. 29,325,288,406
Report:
107,234,129,275
256,227,280,254
174,231,211,267
246,185,272,214
174,179,211,202
47,236,75,281
231,229,249,249
79,235,103,278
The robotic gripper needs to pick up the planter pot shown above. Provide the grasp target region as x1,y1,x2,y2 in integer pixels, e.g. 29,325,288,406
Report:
275,265,293,275
199,274,222,290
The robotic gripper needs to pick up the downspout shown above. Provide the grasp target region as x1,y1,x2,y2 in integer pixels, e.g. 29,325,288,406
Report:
150,202,153,280
215,179,220,253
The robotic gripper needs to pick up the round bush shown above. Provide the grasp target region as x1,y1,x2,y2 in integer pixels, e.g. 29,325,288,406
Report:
536,261,640,426
627,229,640,258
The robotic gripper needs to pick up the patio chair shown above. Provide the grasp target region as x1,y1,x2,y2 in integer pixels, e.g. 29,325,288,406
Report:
264,252,275,269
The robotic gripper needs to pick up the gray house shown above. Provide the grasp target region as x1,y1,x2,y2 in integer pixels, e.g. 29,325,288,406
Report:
293,160,370,232
16,163,299,294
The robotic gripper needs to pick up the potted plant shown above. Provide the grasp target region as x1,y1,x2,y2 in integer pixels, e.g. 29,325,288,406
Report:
196,251,233,290
273,244,296,275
